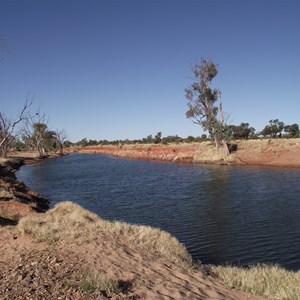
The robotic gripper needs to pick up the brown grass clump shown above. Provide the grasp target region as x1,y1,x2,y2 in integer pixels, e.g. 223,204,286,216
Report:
106,221,192,269
0,189,17,201
80,272,121,294
0,202,20,222
212,263,300,300
18,201,192,269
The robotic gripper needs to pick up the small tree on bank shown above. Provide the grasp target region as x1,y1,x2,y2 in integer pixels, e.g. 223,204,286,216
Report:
185,58,229,155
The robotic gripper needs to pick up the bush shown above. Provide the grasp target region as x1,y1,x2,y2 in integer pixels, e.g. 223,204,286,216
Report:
212,263,300,300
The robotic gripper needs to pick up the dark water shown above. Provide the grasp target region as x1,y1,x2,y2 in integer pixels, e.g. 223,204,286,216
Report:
17,154,300,270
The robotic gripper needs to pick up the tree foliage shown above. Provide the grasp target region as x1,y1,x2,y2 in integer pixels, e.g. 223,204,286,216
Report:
226,123,256,140
185,58,229,155
261,119,284,138
154,132,162,144
284,123,299,138
20,108,67,157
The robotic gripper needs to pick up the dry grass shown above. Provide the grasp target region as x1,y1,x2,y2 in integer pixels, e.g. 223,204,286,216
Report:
0,189,16,202
212,263,300,300
0,204,20,222
80,272,121,294
18,201,192,269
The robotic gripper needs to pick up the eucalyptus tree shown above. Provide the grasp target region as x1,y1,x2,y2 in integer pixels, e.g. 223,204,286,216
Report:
185,58,229,155
154,132,162,144
261,119,284,138
22,110,50,157
31,123,48,157
23,120,62,156
226,123,256,140
284,123,299,138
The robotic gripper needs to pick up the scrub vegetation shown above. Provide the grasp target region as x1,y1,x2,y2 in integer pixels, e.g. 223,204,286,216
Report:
212,263,300,300
80,272,121,294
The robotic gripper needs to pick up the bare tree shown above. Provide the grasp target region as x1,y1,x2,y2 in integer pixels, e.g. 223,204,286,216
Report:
55,129,68,155
216,89,230,156
22,109,49,157
0,100,32,157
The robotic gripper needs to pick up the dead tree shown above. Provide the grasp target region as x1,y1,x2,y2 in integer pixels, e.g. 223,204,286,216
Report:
0,100,32,157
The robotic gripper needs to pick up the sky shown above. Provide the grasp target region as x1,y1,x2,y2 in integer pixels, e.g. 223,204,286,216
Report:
0,0,299,142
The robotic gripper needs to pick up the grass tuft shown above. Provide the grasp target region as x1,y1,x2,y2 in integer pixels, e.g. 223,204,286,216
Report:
212,263,300,300
80,273,121,294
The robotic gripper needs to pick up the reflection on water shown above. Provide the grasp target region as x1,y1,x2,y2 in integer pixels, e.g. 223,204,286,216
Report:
17,154,300,270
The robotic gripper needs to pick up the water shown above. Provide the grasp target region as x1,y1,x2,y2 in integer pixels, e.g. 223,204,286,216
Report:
17,154,300,270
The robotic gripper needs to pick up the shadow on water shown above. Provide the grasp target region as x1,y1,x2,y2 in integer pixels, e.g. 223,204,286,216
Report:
183,166,234,264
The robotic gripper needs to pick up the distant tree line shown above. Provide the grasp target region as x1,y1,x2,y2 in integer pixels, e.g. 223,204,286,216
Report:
73,133,210,147
2,102,298,157
226,119,299,140
72,119,299,148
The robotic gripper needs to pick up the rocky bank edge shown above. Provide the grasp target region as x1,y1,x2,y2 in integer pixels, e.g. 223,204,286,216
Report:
80,138,300,168
0,156,50,226
0,154,268,299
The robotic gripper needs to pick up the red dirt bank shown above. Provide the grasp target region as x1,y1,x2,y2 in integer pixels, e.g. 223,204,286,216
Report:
80,138,300,168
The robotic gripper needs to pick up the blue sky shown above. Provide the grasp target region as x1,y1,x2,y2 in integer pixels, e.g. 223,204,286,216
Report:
0,0,299,142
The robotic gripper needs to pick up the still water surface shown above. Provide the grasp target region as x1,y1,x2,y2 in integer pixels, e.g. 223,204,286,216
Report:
17,154,300,270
